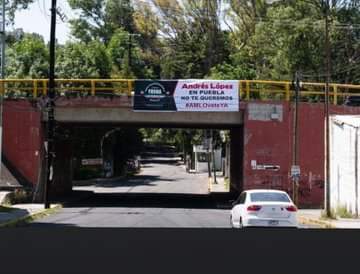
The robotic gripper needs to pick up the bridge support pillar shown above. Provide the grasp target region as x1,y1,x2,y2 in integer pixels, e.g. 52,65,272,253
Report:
50,138,73,197
229,127,243,193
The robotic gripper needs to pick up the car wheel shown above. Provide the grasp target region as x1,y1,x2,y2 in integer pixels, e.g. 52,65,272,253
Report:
239,218,244,229
230,216,234,228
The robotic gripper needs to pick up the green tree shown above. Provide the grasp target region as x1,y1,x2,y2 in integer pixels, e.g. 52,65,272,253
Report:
133,2,162,78
67,0,135,44
152,0,230,78
6,33,48,78
56,40,111,78
249,2,325,80
107,28,145,78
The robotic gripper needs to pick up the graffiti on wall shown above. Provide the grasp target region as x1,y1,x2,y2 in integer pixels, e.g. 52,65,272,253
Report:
248,172,324,206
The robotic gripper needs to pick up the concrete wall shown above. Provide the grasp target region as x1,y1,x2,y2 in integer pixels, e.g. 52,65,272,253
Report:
51,97,244,127
329,116,360,216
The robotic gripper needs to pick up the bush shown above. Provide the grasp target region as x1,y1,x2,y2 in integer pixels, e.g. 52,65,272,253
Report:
336,206,354,219
322,206,356,219
73,166,102,180
5,189,33,205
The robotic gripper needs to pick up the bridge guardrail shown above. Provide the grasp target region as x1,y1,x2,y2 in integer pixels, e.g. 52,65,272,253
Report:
0,79,134,98
239,80,360,105
1,79,360,105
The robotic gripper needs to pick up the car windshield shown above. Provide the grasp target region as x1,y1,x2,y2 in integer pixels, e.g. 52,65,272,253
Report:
250,192,290,203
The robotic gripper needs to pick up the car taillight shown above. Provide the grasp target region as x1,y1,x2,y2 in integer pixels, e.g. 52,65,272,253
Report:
247,205,262,211
286,205,297,212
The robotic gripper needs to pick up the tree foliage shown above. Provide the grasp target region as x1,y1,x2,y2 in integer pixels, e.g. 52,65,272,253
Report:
67,0,135,44
7,0,360,83
6,0,35,23
6,33,48,78
152,0,230,78
56,40,111,78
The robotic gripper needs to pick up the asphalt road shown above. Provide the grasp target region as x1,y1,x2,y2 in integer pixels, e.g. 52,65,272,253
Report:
31,156,231,227
29,156,315,228
72,156,209,194
30,193,231,228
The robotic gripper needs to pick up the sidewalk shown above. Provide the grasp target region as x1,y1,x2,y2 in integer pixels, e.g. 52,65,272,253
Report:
208,172,229,193
298,209,360,229
0,203,60,227
0,163,22,190
0,190,93,227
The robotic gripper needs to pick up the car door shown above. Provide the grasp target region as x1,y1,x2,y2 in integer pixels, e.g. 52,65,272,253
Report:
232,192,246,227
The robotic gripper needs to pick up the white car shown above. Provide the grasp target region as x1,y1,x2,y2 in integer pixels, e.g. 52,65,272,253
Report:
230,189,298,228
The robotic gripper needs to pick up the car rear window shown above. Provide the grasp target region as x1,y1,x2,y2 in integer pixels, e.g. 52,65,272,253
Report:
250,192,290,202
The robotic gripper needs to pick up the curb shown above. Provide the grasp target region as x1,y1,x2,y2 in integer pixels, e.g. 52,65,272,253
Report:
0,204,62,228
298,216,335,228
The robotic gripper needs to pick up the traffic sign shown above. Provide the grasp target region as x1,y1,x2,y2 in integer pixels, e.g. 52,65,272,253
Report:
291,165,300,177
82,158,103,166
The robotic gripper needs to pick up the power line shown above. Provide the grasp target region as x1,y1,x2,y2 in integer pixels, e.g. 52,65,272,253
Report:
37,0,49,22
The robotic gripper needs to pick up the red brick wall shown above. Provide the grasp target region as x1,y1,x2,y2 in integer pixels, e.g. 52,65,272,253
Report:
243,101,360,208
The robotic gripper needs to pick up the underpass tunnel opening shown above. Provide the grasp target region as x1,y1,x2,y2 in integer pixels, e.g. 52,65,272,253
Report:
51,124,244,203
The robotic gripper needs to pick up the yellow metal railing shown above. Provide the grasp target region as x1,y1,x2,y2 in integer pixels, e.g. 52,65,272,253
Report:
0,79,134,98
1,79,360,105
238,80,360,105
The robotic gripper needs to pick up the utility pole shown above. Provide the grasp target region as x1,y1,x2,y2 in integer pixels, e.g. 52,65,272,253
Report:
292,71,301,206
324,0,331,217
211,130,217,184
206,130,211,178
0,0,5,181
44,0,57,209
128,33,132,70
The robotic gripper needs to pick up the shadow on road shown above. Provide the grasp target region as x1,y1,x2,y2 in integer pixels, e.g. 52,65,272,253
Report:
64,192,235,210
74,174,177,187
29,222,78,228
140,158,182,165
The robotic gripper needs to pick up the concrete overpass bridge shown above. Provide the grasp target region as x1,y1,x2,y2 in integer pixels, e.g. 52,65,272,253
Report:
2,78,360,207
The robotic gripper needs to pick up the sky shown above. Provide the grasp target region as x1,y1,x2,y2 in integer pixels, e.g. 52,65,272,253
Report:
11,0,231,44
12,0,75,44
